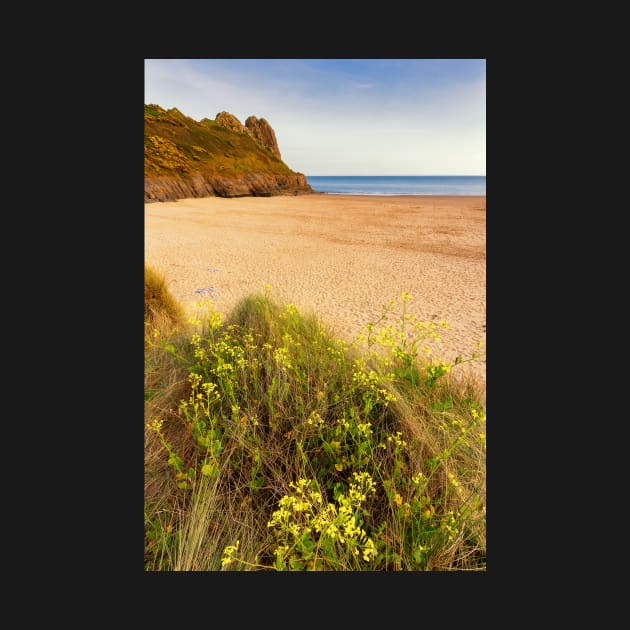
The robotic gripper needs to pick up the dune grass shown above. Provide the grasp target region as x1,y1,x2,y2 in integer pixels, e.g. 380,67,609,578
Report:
144,264,185,328
144,268,486,571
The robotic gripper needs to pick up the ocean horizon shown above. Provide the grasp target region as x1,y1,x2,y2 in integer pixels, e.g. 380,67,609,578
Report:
305,175,486,196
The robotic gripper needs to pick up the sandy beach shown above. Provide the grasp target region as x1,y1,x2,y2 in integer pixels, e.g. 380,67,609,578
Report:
145,194,486,383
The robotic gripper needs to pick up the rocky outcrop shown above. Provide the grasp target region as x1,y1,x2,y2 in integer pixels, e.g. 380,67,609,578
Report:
215,111,282,159
215,111,248,134
145,172,314,202
245,116,281,159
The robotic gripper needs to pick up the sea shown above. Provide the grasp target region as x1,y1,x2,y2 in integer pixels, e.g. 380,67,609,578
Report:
305,175,486,196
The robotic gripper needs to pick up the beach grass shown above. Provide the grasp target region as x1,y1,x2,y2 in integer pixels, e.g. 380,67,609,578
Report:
144,266,486,571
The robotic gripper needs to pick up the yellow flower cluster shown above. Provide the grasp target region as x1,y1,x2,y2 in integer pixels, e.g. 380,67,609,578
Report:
348,471,376,503
282,303,300,318
215,360,234,378
267,474,379,567
188,372,202,388
440,510,458,542
274,346,292,370
326,341,346,365
147,417,164,433
352,360,397,405
471,406,486,423
447,472,464,497
146,135,189,171
306,410,324,427
411,472,425,487
221,540,240,569
387,431,407,449
356,422,373,437
478,433,486,449
201,381,219,397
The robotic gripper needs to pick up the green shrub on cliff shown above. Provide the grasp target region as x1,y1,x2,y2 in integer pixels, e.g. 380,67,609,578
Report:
144,104,295,179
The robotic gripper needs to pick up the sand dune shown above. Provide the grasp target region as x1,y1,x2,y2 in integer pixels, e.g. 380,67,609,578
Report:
145,194,486,383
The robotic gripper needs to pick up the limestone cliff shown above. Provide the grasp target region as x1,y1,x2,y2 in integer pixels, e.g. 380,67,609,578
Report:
144,104,313,202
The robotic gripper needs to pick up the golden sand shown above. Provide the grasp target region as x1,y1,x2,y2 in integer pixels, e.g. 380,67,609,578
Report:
145,194,486,383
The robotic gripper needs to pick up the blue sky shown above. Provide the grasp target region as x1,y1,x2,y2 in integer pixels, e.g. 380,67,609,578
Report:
144,59,485,176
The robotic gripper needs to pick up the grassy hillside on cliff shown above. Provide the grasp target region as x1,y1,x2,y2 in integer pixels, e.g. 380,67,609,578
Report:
145,266,486,571
144,104,295,179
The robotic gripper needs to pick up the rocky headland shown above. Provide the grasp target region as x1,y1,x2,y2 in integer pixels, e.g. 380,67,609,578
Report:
144,105,314,202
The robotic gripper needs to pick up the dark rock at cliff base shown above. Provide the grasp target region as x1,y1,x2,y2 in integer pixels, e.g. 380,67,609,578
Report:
144,172,314,203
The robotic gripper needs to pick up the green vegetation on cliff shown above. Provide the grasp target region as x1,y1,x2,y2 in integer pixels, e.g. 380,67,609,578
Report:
144,104,295,179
